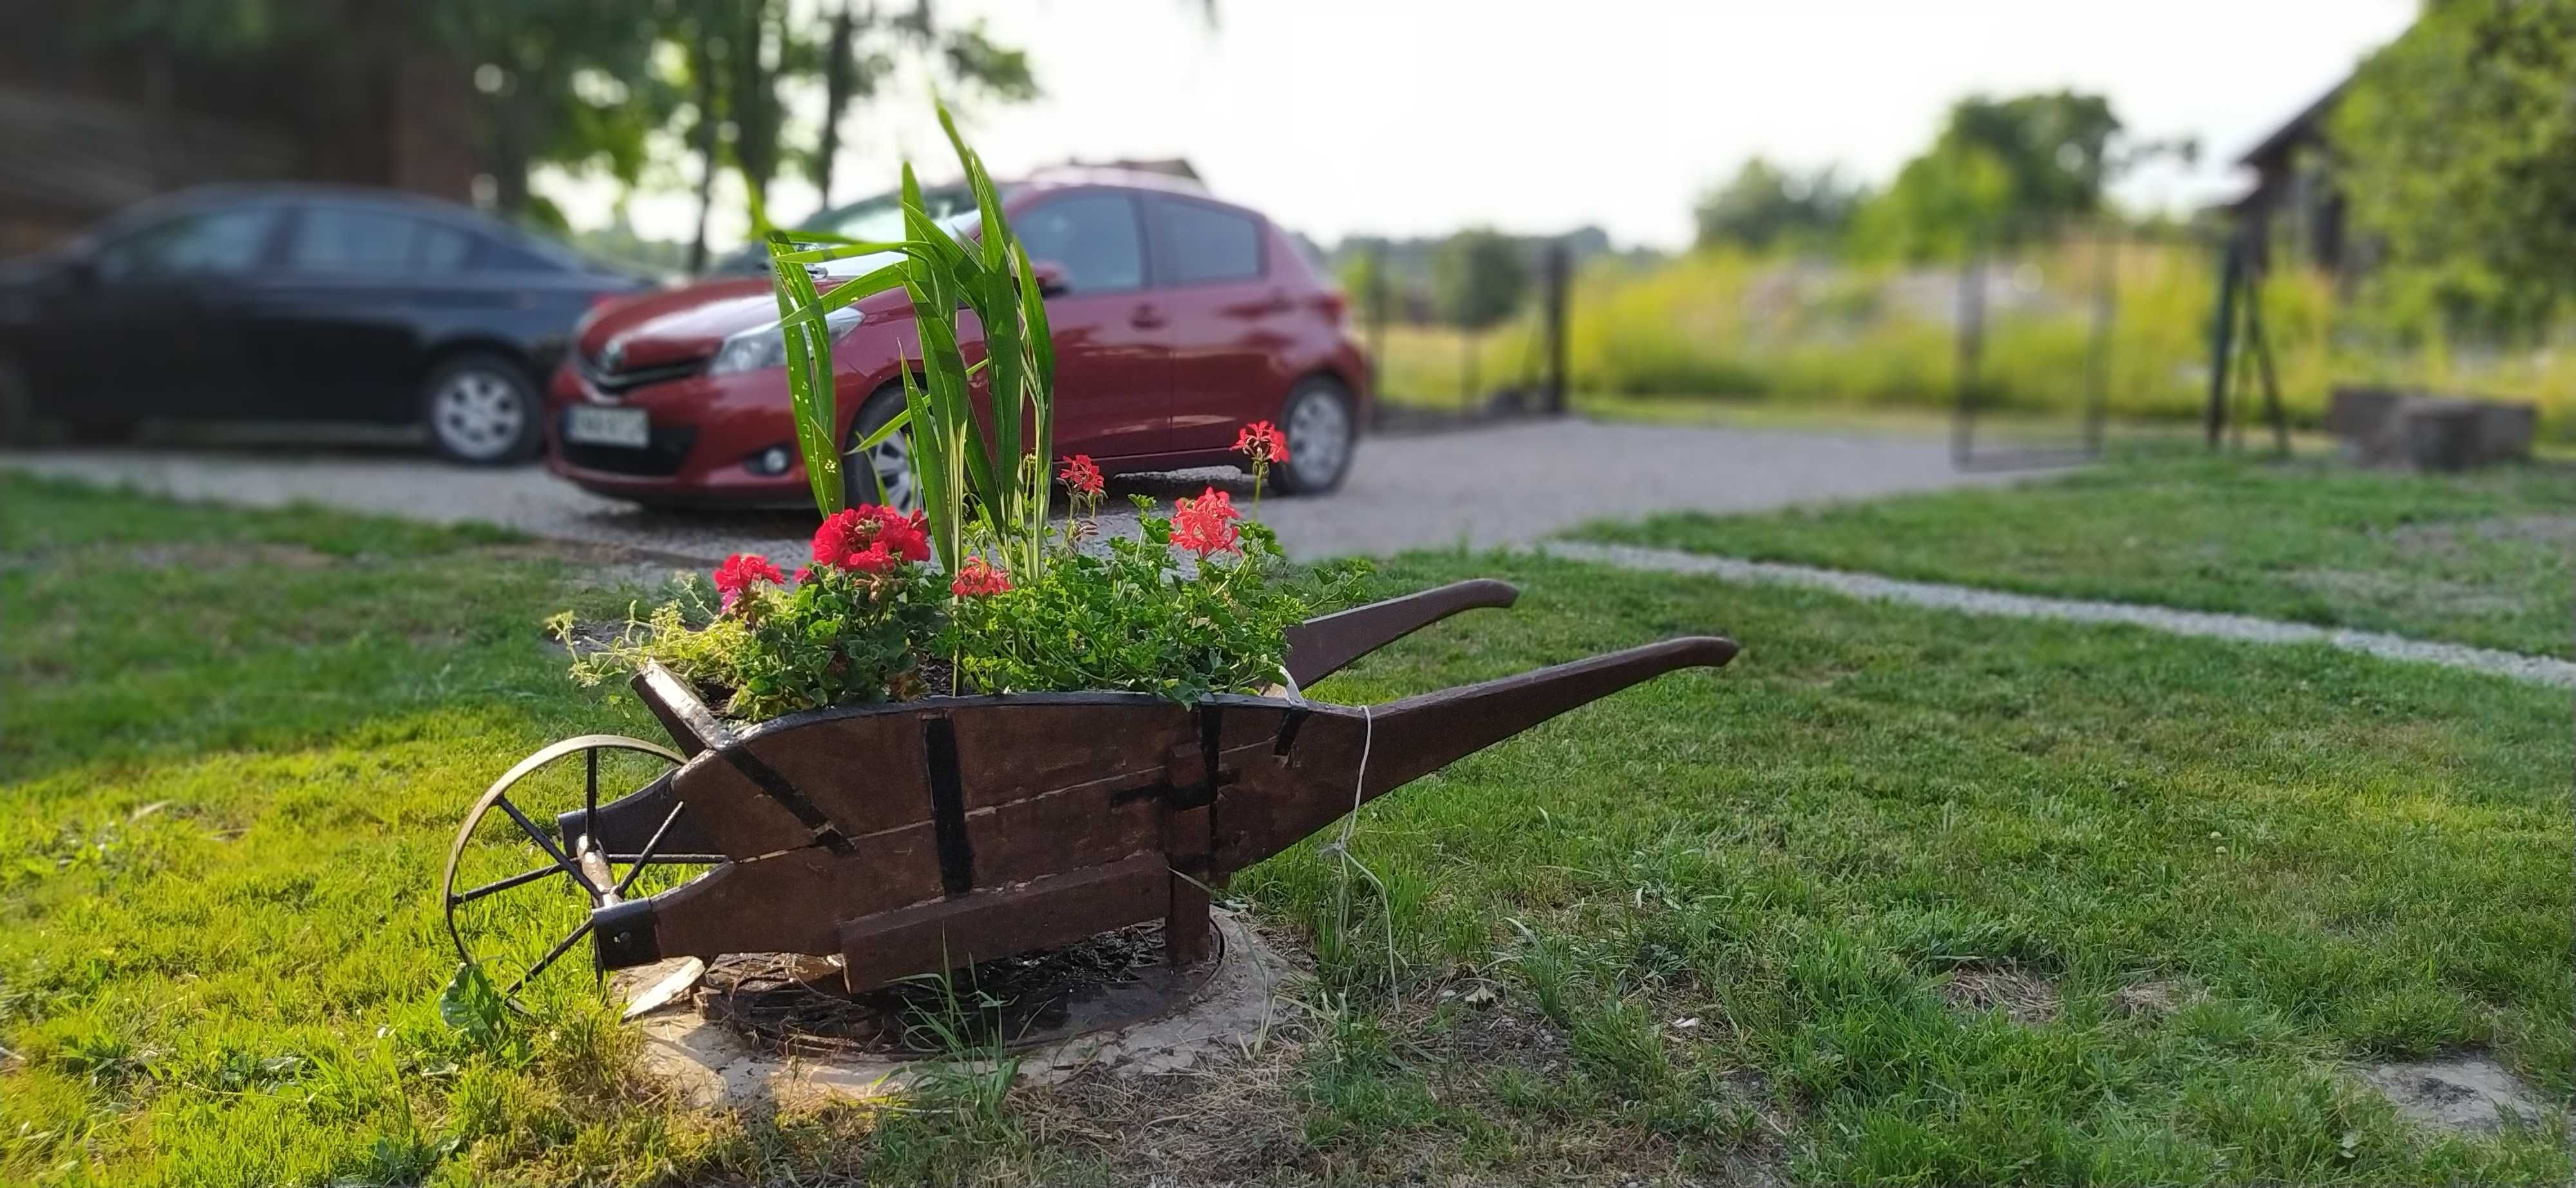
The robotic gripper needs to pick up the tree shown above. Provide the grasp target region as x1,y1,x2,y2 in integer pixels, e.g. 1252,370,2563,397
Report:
804,2,1037,209
1432,229,1531,332
1853,90,2123,258
58,0,676,222
1692,158,1861,253
430,1,673,220
1431,229,1530,403
2334,0,2576,327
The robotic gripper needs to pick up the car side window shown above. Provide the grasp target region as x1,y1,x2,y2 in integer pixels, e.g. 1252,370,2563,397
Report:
1150,198,1264,286
416,223,475,271
1014,193,1144,294
286,207,429,273
473,236,559,273
93,206,279,280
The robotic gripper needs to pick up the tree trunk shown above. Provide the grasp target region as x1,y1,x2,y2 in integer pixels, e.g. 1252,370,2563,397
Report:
490,97,532,216
687,39,719,274
730,0,777,220
817,0,858,206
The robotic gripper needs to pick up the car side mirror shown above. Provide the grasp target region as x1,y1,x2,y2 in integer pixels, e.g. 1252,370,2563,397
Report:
1028,260,1071,298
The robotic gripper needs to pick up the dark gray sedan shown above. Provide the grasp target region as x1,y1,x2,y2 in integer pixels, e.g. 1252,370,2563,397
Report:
0,184,652,463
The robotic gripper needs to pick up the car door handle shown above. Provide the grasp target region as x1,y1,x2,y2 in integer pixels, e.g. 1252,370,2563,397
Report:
1130,303,1166,329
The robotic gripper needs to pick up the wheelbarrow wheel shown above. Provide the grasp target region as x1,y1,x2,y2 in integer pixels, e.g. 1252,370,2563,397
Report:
440,734,702,999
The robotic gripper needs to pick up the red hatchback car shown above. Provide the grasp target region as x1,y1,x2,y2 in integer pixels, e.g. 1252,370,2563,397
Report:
545,169,1368,508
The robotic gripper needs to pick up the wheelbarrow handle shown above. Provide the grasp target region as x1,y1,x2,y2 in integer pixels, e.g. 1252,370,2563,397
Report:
1283,579,1520,687
1357,635,1738,798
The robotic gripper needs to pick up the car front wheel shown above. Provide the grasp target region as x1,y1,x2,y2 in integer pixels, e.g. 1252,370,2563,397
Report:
843,389,921,513
1269,378,1356,495
422,353,541,465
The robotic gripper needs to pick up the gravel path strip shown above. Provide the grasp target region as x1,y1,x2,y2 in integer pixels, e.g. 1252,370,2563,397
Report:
1537,541,2576,689
1,420,2020,564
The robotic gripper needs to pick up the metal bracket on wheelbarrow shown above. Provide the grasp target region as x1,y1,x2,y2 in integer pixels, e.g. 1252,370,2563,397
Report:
449,579,1737,995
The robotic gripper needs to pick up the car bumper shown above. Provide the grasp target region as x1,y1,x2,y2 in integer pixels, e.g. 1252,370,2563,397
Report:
543,363,814,504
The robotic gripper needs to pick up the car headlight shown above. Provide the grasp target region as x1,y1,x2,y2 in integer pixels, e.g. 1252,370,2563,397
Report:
706,307,864,376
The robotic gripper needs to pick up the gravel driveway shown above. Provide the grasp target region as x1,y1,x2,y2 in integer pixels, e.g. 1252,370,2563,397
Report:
2,419,2020,565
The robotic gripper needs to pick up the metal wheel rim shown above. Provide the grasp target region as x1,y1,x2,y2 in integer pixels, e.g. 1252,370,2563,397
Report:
440,734,685,997
1285,390,1350,487
850,424,918,512
431,369,525,459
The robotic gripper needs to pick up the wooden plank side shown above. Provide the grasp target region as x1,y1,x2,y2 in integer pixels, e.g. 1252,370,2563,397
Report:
663,751,840,861
641,825,945,961
837,852,1171,991
740,711,933,839
963,778,1162,888
944,700,1196,812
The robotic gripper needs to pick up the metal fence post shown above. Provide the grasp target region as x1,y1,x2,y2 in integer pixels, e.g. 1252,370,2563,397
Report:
1543,238,1569,416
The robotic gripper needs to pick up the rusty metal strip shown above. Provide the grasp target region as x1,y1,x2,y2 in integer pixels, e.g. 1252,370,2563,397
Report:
717,745,851,853
922,716,975,896
1273,704,1309,756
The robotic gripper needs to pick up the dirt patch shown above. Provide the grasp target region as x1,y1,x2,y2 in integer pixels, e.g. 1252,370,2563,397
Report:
624,912,1293,1109
2390,513,2576,558
123,541,339,570
696,921,1210,1058
1939,964,2060,1025
475,538,708,571
2108,977,2196,1020
2358,1050,2567,1135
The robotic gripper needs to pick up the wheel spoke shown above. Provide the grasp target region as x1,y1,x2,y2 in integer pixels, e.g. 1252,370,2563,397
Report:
492,794,600,897
583,748,600,854
504,919,596,997
450,863,563,906
612,801,690,897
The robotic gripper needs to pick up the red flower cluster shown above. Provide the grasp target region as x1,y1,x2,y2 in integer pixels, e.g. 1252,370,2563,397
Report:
949,555,1013,598
1170,486,1243,558
1057,454,1104,497
712,552,786,609
1235,420,1290,465
812,504,931,573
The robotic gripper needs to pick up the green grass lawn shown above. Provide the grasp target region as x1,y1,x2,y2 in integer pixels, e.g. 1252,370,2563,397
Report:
1575,450,2576,660
3,472,2569,1185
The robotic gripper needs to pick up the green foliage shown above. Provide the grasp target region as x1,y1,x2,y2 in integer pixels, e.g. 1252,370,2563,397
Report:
768,101,1058,577
556,563,946,718
951,512,1367,702
1692,158,1862,253
435,964,515,1058
2335,0,2576,328
1852,90,2123,258
1432,227,1532,331
731,564,949,715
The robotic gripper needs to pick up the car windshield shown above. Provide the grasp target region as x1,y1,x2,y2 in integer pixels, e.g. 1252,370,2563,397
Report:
809,186,982,243
705,186,987,276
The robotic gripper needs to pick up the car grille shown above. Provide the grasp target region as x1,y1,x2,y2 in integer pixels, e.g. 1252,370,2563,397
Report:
579,353,707,397
560,425,698,476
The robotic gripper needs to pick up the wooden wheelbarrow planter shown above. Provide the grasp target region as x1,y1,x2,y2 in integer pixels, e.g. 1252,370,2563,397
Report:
443,579,1737,995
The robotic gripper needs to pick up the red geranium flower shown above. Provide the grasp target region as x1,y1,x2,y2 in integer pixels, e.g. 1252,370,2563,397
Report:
813,504,932,573
1235,420,1290,465
1057,454,1104,497
1170,486,1244,558
949,555,1013,597
712,553,786,609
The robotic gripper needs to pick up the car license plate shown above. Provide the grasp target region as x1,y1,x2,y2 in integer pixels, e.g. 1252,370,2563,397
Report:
564,405,650,448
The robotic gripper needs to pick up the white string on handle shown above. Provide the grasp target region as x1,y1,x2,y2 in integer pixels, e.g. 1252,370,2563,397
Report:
1327,704,1397,997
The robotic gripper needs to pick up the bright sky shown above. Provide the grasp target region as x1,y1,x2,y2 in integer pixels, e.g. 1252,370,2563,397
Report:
542,0,2420,253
